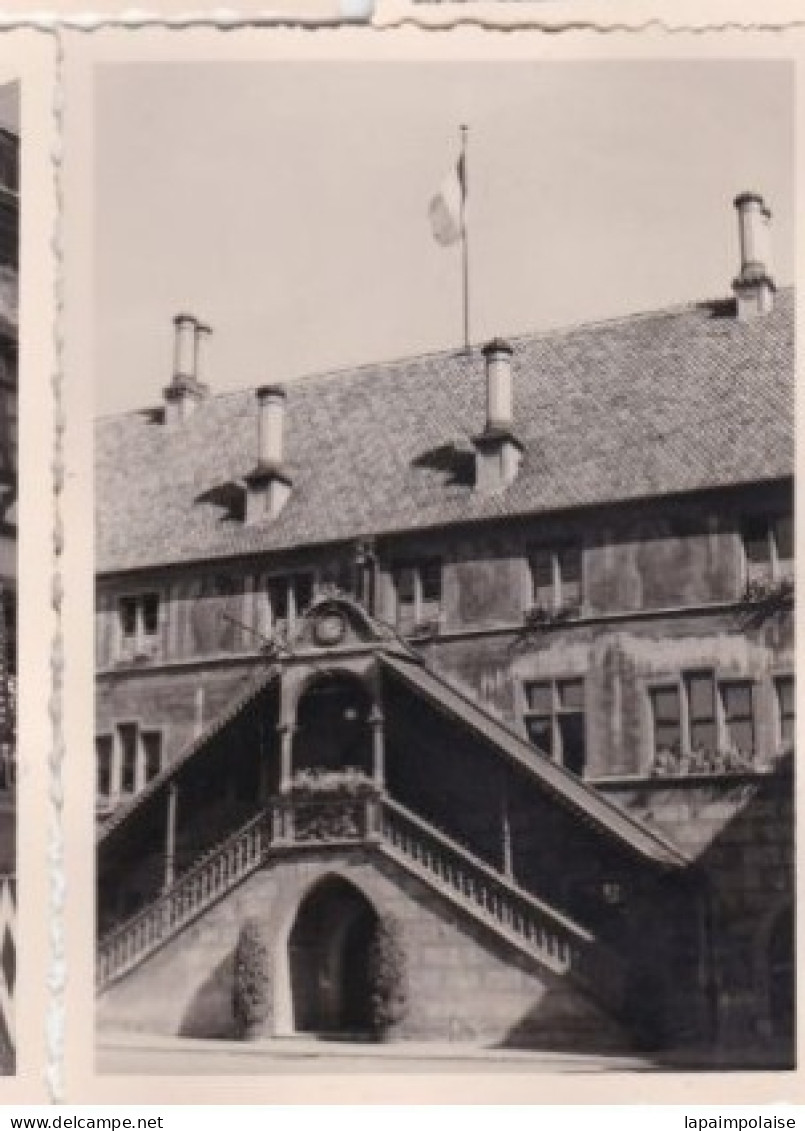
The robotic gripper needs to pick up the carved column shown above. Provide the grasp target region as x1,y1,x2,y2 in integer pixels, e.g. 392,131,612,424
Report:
368,708,385,839
370,708,385,788
164,781,178,891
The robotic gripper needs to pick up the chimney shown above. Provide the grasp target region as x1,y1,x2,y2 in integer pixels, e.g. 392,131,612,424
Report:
473,339,523,493
732,192,775,320
245,385,293,524
163,313,210,423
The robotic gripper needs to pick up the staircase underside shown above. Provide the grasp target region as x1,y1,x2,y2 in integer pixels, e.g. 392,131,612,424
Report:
97,827,635,1053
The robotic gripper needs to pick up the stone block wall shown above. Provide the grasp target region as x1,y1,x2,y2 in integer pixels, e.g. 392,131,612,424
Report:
601,769,794,1062
98,847,629,1052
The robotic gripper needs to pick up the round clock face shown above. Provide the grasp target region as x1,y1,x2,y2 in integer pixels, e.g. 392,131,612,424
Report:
314,611,346,647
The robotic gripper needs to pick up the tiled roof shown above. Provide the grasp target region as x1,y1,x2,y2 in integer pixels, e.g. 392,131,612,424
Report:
96,290,794,575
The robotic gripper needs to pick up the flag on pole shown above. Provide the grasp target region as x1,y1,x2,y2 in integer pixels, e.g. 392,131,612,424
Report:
428,152,466,246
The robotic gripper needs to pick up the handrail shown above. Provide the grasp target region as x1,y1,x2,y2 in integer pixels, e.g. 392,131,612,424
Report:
381,796,593,942
97,810,267,989
379,796,625,1006
98,793,626,1012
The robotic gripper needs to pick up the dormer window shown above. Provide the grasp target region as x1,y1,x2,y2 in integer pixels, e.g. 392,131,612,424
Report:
393,558,442,633
118,593,160,659
741,514,793,586
527,543,582,614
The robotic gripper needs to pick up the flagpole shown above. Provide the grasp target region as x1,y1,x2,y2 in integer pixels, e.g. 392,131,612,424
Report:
460,124,470,354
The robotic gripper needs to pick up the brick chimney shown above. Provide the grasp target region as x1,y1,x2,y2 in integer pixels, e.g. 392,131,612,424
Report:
245,385,293,523
163,313,210,423
473,339,523,493
732,192,775,320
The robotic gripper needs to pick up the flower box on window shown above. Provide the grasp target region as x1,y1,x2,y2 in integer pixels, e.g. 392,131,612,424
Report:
523,602,580,629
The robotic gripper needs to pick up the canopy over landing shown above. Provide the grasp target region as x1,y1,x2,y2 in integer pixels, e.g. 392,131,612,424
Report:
98,597,686,871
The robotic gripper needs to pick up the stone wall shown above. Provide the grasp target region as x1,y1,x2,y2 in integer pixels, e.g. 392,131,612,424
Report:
98,847,629,1052
600,766,794,1063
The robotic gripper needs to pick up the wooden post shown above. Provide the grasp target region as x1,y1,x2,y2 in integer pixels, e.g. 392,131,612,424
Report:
370,710,385,789
278,725,293,795
278,725,294,841
164,781,178,891
501,777,513,880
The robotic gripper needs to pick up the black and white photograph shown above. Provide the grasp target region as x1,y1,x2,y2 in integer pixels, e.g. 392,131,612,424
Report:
89,55,795,1080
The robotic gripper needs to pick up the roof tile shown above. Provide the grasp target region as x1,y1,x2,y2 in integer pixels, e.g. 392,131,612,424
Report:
96,290,794,574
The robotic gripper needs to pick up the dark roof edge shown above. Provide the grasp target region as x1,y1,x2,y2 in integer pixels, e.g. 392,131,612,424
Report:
379,651,690,870
95,474,794,583
97,666,280,843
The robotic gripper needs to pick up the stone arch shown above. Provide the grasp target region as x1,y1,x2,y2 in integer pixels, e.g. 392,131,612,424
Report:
291,670,375,776
282,662,377,728
279,872,381,1037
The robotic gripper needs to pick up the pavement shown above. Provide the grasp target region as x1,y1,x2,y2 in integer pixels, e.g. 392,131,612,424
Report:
96,1032,659,1076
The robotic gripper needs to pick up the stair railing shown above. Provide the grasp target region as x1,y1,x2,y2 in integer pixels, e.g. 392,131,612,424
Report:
97,810,268,989
379,796,626,1008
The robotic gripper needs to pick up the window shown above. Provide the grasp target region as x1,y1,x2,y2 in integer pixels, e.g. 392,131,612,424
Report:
96,735,113,799
526,543,582,613
142,731,163,783
741,514,793,585
721,681,754,757
524,677,586,776
118,592,160,657
266,572,314,634
0,132,19,195
96,724,164,803
650,686,682,754
775,675,795,751
119,723,138,794
686,673,717,751
650,671,758,772
393,558,442,631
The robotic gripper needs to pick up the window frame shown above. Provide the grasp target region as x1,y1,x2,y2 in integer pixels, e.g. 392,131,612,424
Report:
648,669,760,770
264,570,315,636
392,557,443,631
117,590,161,658
740,513,793,587
774,674,795,753
522,675,588,776
96,721,165,805
525,541,584,615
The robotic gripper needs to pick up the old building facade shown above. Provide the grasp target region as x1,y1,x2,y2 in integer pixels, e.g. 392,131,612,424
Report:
95,193,794,1067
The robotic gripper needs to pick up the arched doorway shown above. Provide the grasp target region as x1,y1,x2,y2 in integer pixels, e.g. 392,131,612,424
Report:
293,673,373,776
288,876,378,1036
767,905,794,1046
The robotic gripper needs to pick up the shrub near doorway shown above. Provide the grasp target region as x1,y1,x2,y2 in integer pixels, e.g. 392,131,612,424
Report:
367,914,409,1040
233,917,273,1040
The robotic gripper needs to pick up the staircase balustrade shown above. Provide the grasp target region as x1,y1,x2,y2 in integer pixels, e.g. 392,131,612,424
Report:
98,792,624,1012
378,796,626,1009
97,811,268,988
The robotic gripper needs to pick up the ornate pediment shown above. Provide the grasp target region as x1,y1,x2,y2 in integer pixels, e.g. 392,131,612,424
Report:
290,592,403,654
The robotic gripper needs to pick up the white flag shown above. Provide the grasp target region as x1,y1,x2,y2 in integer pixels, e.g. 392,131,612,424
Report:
428,152,466,246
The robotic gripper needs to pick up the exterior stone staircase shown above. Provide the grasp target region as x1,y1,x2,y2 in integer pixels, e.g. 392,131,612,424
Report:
97,793,627,1021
